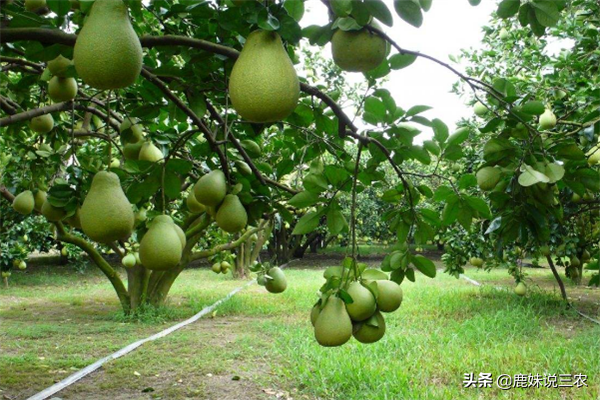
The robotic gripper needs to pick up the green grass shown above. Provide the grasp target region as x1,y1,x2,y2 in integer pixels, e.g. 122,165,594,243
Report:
1,264,599,399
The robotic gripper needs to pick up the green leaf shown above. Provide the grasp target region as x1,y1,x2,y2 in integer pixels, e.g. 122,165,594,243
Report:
330,0,353,17
365,0,394,27
465,196,491,219
362,269,389,280
518,164,550,187
497,0,520,18
292,211,321,235
389,53,417,70
433,186,453,202
531,0,559,27
283,0,304,21
302,24,334,45
544,163,565,183
394,0,423,28
521,101,545,115
406,105,432,117
257,9,280,31
288,191,320,208
327,208,347,235
47,0,71,16
419,0,433,12
447,127,470,147
432,118,449,144
412,255,437,278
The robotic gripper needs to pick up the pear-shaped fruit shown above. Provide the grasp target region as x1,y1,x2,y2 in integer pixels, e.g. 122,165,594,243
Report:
331,23,387,73
41,200,66,221
48,55,73,77
586,146,600,166
345,281,376,322
211,262,222,274
48,77,78,102
229,30,299,123
34,190,47,211
582,250,591,261
353,311,386,344
30,114,54,133
139,216,183,271
123,142,143,160
138,142,163,162
476,167,501,191
110,158,121,169
220,261,231,273
12,190,35,215
570,256,581,268
73,0,143,90
240,140,262,158
265,267,287,293
310,303,321,327
235,160,253,176
499,28,509,40
314,296,352,347
80,171,134,243
216,194,248,233
473,101,488,117
25,0,45,12
376,280,403,313
122,253,136,268
194,170,227,207
539,109,557,130
469,257,484,267
120,117,143,144
18,260,27,270
186,193,206,214
172,223,186,249
514,282,526,296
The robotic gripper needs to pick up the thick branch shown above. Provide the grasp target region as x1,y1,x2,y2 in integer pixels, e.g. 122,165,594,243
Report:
190,226,264,261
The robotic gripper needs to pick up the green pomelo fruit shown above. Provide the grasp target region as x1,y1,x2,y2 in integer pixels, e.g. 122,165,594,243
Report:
41,200,66,221
216,194,248,233
12,190,35,215
80,171,134,243
47,55,73,77
194,170,227,207
345,281,376,322
331,23,387,73
240,139,262,158
139,217,183,271
314,296,353,347
33,190,47,212
376,280,403,313
353,311,386,344
476,167,501,191
123,142,143,160
119,117,144,144
122,253,136,268
514,282,526,296
212,262,222,273
265,267,287,294
186,193,206,214
138,142,163,162
48,76,78,102
474,101,488,117
30,114,54,133
229,30,299,123
73,0,143,90
539,109,557,130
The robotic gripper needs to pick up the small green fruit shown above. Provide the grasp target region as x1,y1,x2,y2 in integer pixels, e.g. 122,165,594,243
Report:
514,282,526,296
353,311,386,344
570,256,581,268
476,167,501,191
212,262,222,274
194,170,227,207
47,55,73,77
41,200,66,221
61,247,68,257
110,158,121,169
345,281,376,322
138,142,163,162
48,76,78,102
216,194,248,233
186,193,206,214
314,296,352,347
540,246,551,257
474,101,488,117
12,190,35,215
376,280,403,313
265,267,287,294
499,28,509,40
119,117,144,144
33,190,47,212
18,261,27,270
539,109,557,130
331,23,387,73
122,253,136,268
30,114,54,133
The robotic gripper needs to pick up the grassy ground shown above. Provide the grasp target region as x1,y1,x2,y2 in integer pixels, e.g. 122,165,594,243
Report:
1,262,599,400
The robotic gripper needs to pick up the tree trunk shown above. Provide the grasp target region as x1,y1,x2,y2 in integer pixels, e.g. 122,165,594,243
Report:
546,255,568,302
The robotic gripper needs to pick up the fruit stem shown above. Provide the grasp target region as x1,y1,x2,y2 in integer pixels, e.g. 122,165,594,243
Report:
350,142,364,279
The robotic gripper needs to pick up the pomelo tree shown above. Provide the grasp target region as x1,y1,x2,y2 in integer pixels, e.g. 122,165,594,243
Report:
0,0,597,344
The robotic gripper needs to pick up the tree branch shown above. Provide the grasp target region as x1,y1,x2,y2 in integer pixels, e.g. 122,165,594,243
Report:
190,225,264,261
